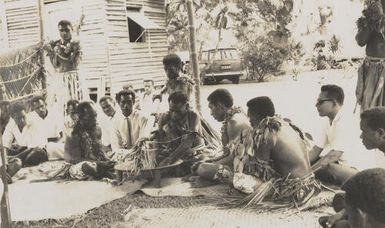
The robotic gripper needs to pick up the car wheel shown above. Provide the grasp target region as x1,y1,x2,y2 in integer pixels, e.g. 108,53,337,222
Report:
231,76,240,84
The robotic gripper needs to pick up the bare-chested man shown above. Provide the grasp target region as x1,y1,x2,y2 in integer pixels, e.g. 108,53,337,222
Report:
196,89,253,184
245,97,312,178
355,0,385,111
237,97,320,206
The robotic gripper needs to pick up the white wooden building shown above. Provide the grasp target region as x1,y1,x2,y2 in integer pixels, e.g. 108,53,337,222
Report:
0,0,168,100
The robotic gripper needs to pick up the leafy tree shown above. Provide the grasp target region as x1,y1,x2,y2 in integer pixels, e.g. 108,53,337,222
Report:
233,0,304,81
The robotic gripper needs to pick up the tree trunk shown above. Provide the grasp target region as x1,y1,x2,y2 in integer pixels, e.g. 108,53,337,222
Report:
37,0,46,90
186,0,201,113
0,111,12,228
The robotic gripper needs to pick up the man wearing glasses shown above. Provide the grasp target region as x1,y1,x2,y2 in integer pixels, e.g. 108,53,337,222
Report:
309,84,359,186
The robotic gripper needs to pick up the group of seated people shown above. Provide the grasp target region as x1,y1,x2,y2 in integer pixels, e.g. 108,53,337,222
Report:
2,54,385,228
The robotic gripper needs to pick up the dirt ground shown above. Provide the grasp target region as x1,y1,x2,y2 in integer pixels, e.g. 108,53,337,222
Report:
11,193,232,228
11,192,334,228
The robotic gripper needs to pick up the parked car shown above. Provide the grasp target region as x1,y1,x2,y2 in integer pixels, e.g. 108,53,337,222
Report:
200,48,243,85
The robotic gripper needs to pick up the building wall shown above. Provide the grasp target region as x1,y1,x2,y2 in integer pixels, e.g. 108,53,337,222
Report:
107,0,168,93
0,0,169,97
77,0,110,91
0,0,40,50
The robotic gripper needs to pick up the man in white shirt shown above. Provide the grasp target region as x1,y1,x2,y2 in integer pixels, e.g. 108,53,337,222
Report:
3,103,47,167
138,80,160,118
309,85,359,185
29,96,65,160
98,96,117,147
111,90,152,156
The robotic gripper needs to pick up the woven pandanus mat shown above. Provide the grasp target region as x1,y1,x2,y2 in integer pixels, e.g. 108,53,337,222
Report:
112,205,334,228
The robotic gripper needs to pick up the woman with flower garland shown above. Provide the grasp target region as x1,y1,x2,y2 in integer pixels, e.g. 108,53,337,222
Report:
64,101,115,180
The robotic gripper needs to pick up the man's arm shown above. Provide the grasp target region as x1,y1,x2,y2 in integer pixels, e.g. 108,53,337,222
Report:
2,122,15,149
226,118,246,143
70,41,81,68
138,114,152,139
44,41,60,68
110,122,123,152
312,149,343,172
211,117,249,164
318,149,343,167
309,145,323,163
189,111,200,133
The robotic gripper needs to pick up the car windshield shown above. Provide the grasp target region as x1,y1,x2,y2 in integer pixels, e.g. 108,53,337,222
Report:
202,49,239,61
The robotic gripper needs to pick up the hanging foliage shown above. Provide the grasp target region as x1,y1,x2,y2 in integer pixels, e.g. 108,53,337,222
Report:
0,43,46,104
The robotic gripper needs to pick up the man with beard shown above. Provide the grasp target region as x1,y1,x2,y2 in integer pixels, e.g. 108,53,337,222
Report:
64,101,114,180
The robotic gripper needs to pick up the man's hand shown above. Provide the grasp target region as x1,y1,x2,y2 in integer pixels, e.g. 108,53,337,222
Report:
0,166,12,184
137,137,149,144
357,16,369,29
313,150,343,171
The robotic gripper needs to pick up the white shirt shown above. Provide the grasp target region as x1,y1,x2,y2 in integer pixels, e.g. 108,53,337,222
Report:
98,111,117,147
2,118,45,148
110,110,152,152
315,109,360,167
139,91,161,117
28,109,64,139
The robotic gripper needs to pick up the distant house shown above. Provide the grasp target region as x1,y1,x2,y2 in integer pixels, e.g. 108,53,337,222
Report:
0,0,168,100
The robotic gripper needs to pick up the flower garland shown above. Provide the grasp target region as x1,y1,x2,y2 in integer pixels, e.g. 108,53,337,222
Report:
220,106,243,146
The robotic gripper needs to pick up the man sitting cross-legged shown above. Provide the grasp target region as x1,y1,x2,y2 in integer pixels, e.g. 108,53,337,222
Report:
3,103,48,169
320,107,385,228
111,90,152,153
208,96,321,207
309,85,359,185
239,96,321,205
29,95,65,161
64,101,115,180
154,92,210,174
196,89,253,184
